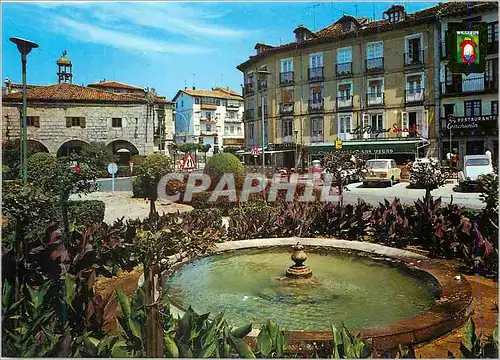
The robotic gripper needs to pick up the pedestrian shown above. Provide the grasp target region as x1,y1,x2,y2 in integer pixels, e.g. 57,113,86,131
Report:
485,148,492,160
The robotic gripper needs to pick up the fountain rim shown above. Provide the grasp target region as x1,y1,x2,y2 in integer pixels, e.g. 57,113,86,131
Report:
160,237,473,352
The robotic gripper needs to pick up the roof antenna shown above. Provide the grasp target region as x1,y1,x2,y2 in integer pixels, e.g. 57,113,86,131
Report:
354,3,358,18
372,3,376,21
192,73,196,90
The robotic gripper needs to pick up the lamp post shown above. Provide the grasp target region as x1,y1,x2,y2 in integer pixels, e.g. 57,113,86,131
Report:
10,37,39,185
257,67,271,175
294,130,299,169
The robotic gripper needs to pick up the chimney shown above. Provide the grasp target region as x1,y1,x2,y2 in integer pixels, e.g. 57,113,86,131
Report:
192,86,196,90
4,77,11,94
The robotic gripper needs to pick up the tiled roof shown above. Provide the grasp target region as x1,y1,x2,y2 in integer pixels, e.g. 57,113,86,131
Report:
173,88,243,102
2,83,149,104
237,1,496,71
87,80,145,91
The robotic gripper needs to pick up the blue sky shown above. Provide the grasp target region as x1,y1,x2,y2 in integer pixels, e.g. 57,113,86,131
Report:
2,1,438,100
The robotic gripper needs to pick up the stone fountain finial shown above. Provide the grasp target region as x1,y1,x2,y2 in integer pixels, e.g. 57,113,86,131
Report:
286,242,312,279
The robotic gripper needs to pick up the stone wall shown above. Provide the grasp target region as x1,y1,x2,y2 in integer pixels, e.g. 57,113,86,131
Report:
2,102,155,155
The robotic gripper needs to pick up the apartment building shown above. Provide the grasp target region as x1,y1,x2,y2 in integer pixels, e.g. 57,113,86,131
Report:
172,87,245,156
437,2,498,168
237,2,496,168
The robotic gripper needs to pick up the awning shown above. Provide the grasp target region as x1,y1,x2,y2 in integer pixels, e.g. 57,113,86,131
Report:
306,139,423,155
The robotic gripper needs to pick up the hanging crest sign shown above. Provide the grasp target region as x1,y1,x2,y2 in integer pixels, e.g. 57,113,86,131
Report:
447,22,487,74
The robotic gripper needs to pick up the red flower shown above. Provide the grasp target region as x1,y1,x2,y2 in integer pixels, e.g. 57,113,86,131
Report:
74,166,82,174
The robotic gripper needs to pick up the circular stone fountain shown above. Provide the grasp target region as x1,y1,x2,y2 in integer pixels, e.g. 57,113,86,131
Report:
163,238,473,351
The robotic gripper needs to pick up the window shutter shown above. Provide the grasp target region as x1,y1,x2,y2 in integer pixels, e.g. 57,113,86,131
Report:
35,117,40,128
283,90,292,103
421,110,429,138
401,111,409,138
80,117,86,128
303,118,310,138
362,114,370,139
275,119,281,139
66,117,72,127
330,117,337,136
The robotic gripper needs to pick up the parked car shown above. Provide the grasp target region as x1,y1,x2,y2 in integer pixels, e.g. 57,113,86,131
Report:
458,155,494,192
409,157,441,187
363,159,401,187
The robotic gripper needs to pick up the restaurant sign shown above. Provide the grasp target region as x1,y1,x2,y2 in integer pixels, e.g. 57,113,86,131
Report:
349,123,419,137
447,115,498,130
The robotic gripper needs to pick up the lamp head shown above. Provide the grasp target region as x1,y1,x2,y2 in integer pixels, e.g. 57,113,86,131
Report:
10,37,39,56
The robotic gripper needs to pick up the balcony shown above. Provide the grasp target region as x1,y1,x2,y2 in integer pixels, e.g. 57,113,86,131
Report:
258,79,268,91
308,99,324,113
366,92,385,107
279,102,294,114
405,88,425,104
365,57,384,73
404,50,425,67
257,106,269,116
200,103,217,110
282,135,295,144
200,115,217,123
244,83,254,96
280,71,294,85
244,109,255,120
224,116,241,123
440,76,498,95
200,130,218,136
336,95,353,109
308,67,324,81
226,102,240,111
310,134,324,143
336,62,353,77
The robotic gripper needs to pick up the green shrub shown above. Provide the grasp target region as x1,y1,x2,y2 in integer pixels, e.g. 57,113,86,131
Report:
204,153,244,190
67,200,106,227
132,153,174,199
79,141,116,175
26,152,57,186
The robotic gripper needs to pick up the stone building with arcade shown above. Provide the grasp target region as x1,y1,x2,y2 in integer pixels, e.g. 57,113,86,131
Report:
2,51,172,163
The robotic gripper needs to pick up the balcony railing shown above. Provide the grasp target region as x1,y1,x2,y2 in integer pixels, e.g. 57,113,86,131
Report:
308,99,324,112
405,88,425,103
226,102,240,110
200,115,217,123
258,80,268,91
366,92,385,107
279,102,294,114
244,83,254,95
365,57,384,72
200,103,217,110
244,109,255,120
310,134,324,143
404,50,425,67
336,62,353,77
308,67,324,81
441,76,498,95
257,106,269,116
280,71,294,84
282,135,295,144
336,95,353,109
224,117,241,123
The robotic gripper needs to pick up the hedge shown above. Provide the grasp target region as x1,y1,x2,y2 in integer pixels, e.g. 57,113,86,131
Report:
67,200,106,227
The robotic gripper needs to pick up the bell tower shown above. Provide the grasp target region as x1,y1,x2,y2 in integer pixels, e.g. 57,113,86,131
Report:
57,50,72,84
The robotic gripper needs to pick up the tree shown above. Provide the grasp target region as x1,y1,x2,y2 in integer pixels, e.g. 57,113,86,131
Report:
322,150,365,217
409,159,447,210
79,142,117,176
198,143,212,164
132,153,174,217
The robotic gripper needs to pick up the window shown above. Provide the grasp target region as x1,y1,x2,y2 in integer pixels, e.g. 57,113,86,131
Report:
370,114,384,138
309,53,323,69
112,118,122,128
195,98,200,104
311,118,323,137
181,100,184,107
486,59,498,81
388,12,400,23
206,125,212,132
337,47,352,65
366,42,383,60
444,104,455,118
338,115,352,140
205,112,212,120
282,119,293,137
464,100,482,116
216,100,221,106
406,75,423,93
488,22,498,43
26,116,40,127
368,79,383,96
249,123,254,140
66,117,85,128
311,87,322,103
245,73,254,85
230,126,235,134
281,58,293,73
492,101,498,115
282,89,293,104
338,84,351,99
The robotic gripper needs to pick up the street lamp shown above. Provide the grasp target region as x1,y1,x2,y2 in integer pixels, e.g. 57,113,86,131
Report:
257,66,271,175
10,37,39,185
294,130,299,169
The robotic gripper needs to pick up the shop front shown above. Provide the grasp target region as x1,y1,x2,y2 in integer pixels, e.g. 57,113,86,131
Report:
441,115,498,169
306,139,425,165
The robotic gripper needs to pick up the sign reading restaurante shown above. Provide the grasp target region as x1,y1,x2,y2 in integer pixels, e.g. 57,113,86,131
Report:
447,115,498,130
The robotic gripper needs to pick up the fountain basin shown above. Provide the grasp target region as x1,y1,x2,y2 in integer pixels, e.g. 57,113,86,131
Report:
161,238,473,352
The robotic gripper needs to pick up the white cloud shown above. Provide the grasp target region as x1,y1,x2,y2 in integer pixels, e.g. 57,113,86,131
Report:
55,16,212,55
